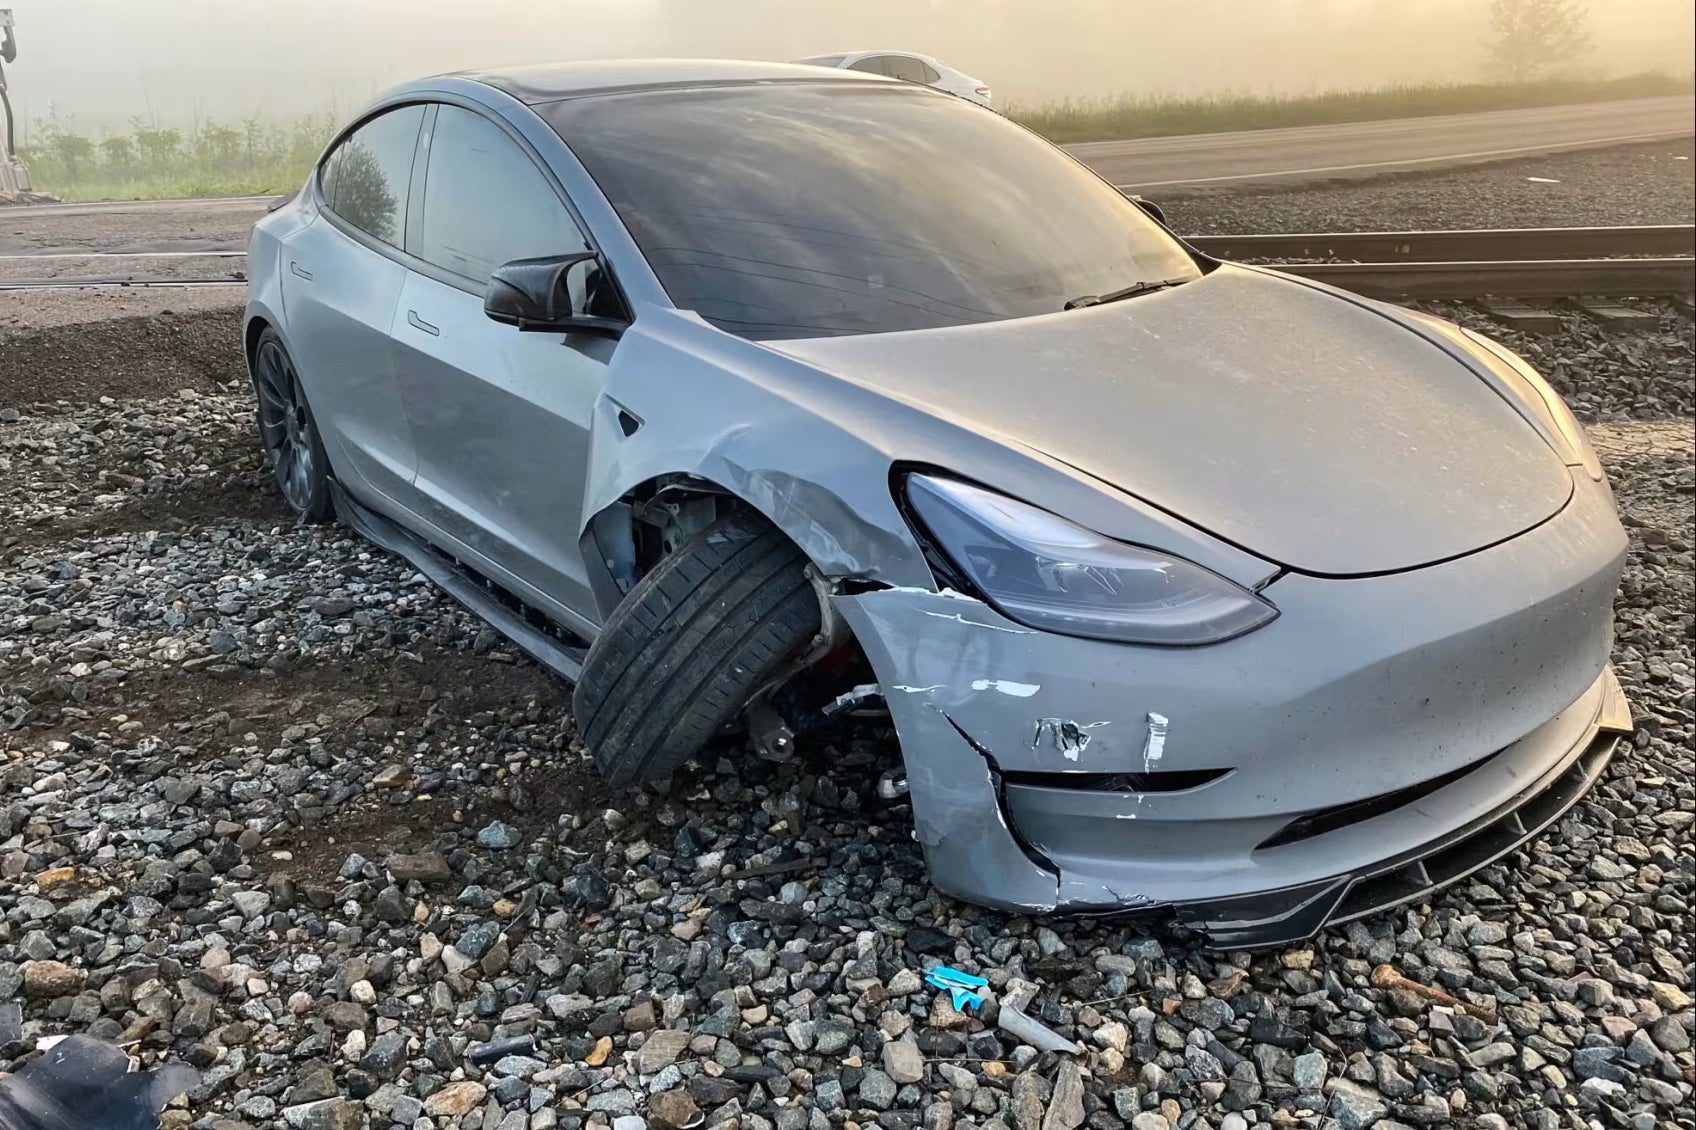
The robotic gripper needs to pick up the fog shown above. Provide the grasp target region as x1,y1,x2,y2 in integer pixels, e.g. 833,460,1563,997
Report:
5,0,1693,135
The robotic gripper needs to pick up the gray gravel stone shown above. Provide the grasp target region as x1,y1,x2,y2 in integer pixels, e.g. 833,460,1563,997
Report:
1328,1079,1388,1130
0,266,1689,1130
882,1035,925,1084
859,1067,898,1110
1292,1050,1328,1090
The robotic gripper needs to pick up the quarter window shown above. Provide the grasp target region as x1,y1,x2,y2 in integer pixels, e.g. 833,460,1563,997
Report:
413,105,588,284
319,104,426,248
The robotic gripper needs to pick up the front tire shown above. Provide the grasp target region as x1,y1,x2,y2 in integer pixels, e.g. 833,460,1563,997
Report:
251,327,332,521
573,511,822,785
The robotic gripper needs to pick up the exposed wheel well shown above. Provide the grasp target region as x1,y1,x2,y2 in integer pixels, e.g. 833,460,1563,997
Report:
583,475,878,741
587,473,752,601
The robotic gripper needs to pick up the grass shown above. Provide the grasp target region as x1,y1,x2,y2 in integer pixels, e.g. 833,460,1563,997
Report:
17,112,339,203
16,72,1694,202
1007,72,1695,145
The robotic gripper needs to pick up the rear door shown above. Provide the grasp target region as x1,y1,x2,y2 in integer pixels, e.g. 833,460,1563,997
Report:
280,104,426,513
391,102,609,630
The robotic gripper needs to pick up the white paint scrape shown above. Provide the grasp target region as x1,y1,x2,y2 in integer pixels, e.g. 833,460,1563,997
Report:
918,610,1031,634
970,679,1040,697
1142,712,1170,763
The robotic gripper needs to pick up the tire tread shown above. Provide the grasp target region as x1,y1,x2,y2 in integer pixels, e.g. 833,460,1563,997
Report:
574,511,820,784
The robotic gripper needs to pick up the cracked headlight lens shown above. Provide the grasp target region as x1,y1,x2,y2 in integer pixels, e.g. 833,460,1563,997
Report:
905,474,1278,645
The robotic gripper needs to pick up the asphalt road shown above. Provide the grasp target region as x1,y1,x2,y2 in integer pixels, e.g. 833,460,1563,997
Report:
1084,95,1695,190
0,96,1691,245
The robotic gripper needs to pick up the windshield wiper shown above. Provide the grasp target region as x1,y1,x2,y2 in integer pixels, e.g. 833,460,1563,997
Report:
1063,277,1189,311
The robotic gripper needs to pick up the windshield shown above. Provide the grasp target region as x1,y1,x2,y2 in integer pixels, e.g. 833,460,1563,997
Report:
543,83,1200,340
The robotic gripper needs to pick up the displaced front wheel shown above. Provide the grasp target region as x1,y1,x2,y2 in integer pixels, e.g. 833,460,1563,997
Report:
251,327,332,521
574,511,822,785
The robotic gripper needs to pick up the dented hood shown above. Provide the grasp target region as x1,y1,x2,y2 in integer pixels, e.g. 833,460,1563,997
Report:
773,265,1572,576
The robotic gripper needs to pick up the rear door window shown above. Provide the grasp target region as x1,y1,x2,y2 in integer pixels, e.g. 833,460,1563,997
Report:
883,56,932,83
412,104,589,285
319,104,427,249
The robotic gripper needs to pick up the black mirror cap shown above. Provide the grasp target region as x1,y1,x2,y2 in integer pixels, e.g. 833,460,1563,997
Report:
484,251,628,339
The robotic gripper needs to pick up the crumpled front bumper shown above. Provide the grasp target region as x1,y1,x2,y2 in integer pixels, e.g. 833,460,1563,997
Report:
833,473,1631,949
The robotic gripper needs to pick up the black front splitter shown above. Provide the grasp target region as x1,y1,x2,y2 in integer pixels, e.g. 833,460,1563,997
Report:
1068,729,1622,951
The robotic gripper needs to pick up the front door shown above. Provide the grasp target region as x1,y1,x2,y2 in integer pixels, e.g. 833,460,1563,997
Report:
280,104,427,512
390,103,609,629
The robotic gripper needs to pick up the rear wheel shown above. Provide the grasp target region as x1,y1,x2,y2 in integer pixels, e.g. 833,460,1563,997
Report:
252,327,332,521
574,510,822,785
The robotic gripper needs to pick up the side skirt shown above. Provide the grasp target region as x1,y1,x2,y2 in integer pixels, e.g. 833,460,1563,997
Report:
331,483,588,683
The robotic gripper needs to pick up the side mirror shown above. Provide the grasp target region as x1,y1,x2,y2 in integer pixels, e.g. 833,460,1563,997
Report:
484,251,628,339
1126,194,1167,226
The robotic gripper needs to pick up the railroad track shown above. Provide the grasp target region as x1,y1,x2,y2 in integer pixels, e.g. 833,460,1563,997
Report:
1185,224,1695,261
1186,224,1696,301
1,224,1691,301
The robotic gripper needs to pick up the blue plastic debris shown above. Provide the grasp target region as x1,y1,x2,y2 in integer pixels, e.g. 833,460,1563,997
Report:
924,965,989,1012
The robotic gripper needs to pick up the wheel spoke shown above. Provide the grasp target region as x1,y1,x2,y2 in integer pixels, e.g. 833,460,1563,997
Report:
257,378,289,412
288,445,313,504
273,439,295,489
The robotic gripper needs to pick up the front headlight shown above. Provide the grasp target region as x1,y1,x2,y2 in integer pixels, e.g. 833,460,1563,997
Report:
1458,327,1604,482
905,475,1278,646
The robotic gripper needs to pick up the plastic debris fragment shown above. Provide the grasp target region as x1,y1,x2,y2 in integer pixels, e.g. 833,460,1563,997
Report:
998,1005,1085,1054
923,964,989,1011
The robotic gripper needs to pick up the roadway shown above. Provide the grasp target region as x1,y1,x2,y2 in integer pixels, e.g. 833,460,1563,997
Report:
1079,95,1694,190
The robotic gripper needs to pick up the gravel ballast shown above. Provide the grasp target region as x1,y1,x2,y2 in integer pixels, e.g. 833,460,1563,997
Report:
2,150,1694,1128
1,365,1691,1130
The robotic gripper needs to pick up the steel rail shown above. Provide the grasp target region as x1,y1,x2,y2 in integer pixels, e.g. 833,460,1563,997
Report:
0,276,245,290
1268,257,1696,300
1186,224,1695,262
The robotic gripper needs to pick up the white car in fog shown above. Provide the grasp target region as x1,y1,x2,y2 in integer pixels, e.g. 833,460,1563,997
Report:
797,50,993,107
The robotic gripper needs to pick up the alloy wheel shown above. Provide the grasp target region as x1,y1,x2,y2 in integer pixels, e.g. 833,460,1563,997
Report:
254,339,319,513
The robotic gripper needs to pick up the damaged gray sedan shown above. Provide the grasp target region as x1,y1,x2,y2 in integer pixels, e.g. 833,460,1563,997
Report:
245,59,1633,948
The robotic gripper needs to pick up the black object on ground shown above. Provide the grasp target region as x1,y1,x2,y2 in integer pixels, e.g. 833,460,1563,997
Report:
0,1036,197,1130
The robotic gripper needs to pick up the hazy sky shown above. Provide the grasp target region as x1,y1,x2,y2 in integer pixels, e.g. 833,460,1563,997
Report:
5,0,1693,135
